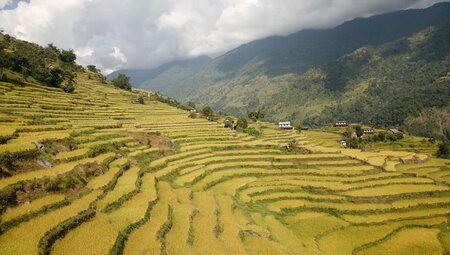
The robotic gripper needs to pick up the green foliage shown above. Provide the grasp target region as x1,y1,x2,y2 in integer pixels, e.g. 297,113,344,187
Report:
111,73,132,90
437,142,450,159
137,95,145,104
0,152,15,172
86,65,99,73
247,109,265,122
63,82,75,93
59,49,76,63
243,127,261,137
201,106,213,117
236,117,248,129
355,125,364,138
188,112,197,118
0,34,79,88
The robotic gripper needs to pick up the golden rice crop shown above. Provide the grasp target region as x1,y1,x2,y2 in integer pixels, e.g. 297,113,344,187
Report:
96,166,140,211
319,218,446,255
342,184,449,197
0,191,101,255
356,227,443,255
1,194,66,223
0,152,114,190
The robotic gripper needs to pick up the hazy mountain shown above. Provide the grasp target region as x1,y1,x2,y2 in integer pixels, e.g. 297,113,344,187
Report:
107,55,211,87
129,2,450,101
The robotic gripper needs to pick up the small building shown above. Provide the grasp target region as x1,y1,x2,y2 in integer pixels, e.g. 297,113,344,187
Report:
334,121,348,127
363,128,375,135
387,128,402,135
339,140,347,147
301,125,310,131
278,121,293,129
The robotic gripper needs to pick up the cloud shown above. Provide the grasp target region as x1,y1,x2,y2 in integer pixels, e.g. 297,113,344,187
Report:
0,0,447,73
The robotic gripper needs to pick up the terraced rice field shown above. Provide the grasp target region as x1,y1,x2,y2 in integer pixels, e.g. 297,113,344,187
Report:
0,72,449,255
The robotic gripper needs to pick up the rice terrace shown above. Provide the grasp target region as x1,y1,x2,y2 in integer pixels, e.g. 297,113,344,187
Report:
0,1,450,255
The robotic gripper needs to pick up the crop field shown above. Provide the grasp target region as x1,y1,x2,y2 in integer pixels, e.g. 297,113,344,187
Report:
0,72,449,255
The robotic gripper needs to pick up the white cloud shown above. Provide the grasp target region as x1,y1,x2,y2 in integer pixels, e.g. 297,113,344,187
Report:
0,0,446,73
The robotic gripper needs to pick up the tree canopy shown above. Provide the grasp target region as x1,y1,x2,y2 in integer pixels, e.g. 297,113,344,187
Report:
112,74,132,90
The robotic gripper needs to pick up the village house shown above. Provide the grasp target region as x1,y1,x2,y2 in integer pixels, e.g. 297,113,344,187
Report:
363,128,375,135
334,121,348,127
278,121,293,129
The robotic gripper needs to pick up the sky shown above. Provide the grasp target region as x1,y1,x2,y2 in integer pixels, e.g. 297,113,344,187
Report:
0,0,447,74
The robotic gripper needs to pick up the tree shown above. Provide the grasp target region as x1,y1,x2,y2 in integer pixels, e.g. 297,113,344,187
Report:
247,109,265,122
46,67,64,87
112,74,132,90
437,142,449,159
236,117,248,129
59,49,77,63
355,125,364,137
87,65,99,73
186,101,196,110
201,106,213,117
137,95,145,104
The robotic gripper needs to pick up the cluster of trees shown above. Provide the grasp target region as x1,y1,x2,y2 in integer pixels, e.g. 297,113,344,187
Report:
247,109,265,122
342,125,404,149
0,34,79,90
111,73,132,90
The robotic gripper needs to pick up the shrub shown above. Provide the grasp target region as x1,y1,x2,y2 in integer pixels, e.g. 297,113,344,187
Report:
201,106,213,117
247,109,265,122
137,95,145,104
63,82,75,93
0,152,15,170
188,112,197,118
437,142,450,159
236,117,248,129
243,127,261,137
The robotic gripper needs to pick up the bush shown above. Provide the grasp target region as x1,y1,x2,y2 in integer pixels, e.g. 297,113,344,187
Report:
63,82,75,93
59,49,76,63
236,117,248,129
137,95,145,104
247,109,265,122
0,152,14,170
243,127,261,137
437,142,450,159
201,106,213,117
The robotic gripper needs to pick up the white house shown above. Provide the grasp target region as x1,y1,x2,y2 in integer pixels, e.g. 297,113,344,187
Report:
278,121,293,129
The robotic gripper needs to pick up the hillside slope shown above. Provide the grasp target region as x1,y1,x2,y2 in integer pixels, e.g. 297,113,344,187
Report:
193,22,450,133
0,66,450,255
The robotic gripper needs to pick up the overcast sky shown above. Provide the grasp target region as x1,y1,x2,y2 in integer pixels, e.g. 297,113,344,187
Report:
0,0,447,73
